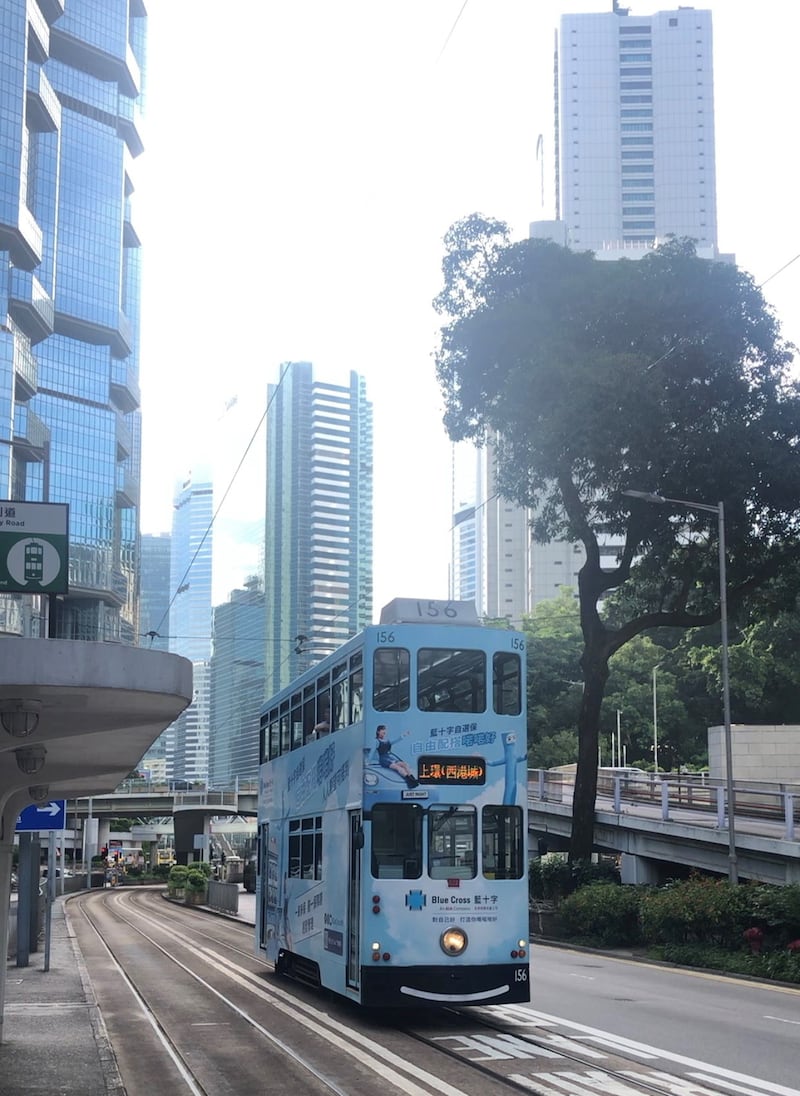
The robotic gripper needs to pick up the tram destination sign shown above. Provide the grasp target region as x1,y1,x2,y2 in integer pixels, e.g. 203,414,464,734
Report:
0,501,69,594
417,756,486,785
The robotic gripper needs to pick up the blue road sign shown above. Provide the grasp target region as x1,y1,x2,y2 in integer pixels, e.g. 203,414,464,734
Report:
16,800,66,832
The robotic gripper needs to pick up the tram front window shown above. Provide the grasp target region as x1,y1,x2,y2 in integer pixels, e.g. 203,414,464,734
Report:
428,805,477,879
371,803,422,879
482,805,524,879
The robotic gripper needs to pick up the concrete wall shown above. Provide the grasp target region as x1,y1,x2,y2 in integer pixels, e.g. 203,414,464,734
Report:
708,725,800,784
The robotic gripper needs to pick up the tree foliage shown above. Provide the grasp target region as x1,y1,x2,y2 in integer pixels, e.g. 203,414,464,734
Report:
435,216,800,862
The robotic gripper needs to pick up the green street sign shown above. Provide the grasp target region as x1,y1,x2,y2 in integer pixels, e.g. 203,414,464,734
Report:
0,501,69,594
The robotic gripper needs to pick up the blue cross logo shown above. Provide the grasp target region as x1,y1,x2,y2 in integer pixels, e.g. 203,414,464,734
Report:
405,890,426,910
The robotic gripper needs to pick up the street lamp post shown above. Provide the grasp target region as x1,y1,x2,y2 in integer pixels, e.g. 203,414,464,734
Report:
622,490,738,885
652,665,659,773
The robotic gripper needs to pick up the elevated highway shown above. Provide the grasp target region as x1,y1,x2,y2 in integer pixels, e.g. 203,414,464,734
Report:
529,769,800,885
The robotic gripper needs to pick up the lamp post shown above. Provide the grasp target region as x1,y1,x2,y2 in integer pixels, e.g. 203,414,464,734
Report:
652,665,659,773
622,490,738,884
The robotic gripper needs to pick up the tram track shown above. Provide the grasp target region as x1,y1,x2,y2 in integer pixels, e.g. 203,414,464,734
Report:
68,888,515,1096
69,889,798,1096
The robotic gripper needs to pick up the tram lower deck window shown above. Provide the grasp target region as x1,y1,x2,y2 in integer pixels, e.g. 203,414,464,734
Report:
370,803,421,878
482,805,524,879
428,805,477,879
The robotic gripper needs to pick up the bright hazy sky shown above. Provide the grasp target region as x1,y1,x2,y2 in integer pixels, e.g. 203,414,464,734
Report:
137,1,800,616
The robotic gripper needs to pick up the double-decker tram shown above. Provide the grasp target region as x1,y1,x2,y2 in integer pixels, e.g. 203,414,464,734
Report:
255,598,530,1007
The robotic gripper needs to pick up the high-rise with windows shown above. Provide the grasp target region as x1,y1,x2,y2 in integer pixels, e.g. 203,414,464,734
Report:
461,7,723,620
139,533,171,652
209,576,265,785
551,5,718,256
265,362,372,695
0,1,145,642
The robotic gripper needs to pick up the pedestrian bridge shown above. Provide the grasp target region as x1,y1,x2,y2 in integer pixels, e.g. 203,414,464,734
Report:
528,769,800,885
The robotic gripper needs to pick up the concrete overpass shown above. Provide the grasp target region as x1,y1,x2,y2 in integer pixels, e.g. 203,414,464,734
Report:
528,769,800,885
0,637,192,1042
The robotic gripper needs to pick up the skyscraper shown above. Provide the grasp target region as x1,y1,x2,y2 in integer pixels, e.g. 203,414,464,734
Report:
208,576,265,786
168,470,213,782
463,6,723,618
0,2,145,642
550,5,718,256
265,362,373,695
139,533,171,652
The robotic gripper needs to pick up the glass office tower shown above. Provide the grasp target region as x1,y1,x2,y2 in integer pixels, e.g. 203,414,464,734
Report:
0,0,144,642
265,362,373,695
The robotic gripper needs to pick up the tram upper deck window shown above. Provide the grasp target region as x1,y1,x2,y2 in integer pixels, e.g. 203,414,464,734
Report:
482,805,524,879
417,649,486,713
268,708,280,760
332,660,349,730
371,802,422,878
350,653,364,723
373,647,410,712
493,652,522,715
428,805,477,879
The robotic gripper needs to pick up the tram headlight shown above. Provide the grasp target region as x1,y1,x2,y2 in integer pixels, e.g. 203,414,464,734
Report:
440,927,468,956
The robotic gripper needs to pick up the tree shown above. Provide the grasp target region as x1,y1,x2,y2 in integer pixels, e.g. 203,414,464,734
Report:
434,216,800,863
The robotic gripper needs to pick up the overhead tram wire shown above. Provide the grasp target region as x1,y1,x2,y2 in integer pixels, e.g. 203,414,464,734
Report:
642,248,800,374
435,0,470,64
151,370,290,645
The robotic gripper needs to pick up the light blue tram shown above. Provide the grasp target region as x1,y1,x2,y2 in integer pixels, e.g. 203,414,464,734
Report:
255,598,530,1007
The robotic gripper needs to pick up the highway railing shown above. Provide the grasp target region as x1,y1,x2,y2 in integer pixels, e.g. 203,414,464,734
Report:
528,768,799,842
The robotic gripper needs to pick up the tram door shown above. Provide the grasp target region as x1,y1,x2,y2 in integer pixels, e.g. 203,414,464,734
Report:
346,810,362,990
259,822,279,960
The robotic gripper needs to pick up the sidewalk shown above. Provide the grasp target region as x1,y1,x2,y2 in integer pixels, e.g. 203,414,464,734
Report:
1,897,123,1096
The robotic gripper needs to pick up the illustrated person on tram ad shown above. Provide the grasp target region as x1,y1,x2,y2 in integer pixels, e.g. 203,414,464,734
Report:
375,724,419,788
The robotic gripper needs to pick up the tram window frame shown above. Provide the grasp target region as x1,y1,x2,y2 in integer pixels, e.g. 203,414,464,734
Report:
493,651,522,715
373,647,411,712
268,708,280,760
481,805,524,880
280,700,291,755
302,684,316,744
291,691,303,749
350,653,364,722
332,660,350,730
417,648,486,713
428,805,477,879
288,815,323,880
370,803,422,879
316,672,331,734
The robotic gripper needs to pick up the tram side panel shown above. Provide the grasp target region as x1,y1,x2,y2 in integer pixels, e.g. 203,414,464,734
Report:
257,725,363,996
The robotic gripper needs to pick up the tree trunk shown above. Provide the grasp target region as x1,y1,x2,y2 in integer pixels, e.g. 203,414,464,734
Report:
570,655,608,864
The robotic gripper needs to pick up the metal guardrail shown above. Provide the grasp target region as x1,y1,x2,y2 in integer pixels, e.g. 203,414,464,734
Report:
528,769,799,842
206,880,239,915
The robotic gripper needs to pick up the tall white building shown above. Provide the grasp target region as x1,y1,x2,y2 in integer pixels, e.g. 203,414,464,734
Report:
459,6,723,620
546,5,718,256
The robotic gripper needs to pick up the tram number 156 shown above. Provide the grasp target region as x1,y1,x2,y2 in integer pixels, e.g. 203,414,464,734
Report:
514,967,529,982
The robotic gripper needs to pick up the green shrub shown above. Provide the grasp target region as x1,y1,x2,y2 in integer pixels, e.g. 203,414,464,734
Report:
557,882,643,947
168,864,189,885
186,868,207,893
639,875,749,947
746,883,800,942
196,861,213,879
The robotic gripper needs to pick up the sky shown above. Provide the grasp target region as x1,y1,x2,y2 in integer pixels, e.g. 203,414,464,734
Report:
136,0,800,617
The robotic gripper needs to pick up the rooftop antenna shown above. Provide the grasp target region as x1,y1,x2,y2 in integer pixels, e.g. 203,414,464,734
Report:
612,1,631,14
535,134,544,210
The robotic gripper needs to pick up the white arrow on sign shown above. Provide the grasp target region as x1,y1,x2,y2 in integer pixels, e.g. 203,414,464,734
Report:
35,803,61,816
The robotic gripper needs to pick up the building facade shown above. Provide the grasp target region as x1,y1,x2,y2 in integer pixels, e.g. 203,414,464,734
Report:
208,577,265,786
554,5,717,255
139,533,171,652
460,6,722,620
166,470,213,782
0,0,145,642
265,362,373,695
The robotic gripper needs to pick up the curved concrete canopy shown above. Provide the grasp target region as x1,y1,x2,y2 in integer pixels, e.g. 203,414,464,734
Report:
0,639,193,810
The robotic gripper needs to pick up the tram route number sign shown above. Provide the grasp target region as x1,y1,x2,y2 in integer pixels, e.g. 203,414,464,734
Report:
16,800,67,832
0,501,69,594
417,756,486,785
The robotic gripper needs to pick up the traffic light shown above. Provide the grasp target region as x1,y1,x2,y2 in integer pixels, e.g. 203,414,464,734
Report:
100,845,108,858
